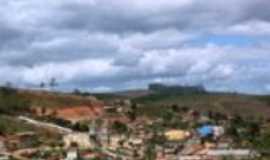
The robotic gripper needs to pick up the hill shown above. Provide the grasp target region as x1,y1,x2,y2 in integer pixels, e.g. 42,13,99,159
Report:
0,87,103,115
148,83,206,95
0,87,104,135
98,83,270,119
17,89,99,108
112,89,153,98
1,86,270,119
132,92,270,118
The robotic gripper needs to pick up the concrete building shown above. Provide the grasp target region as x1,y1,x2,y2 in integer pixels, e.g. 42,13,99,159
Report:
63,133,92,149
65,148,79,160
0,154,9,160
0,137,6,154
89,120,110,146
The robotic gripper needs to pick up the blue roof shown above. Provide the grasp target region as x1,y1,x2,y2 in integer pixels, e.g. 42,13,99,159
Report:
197,125,214,137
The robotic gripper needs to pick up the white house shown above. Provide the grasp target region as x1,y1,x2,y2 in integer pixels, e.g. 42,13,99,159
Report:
65,149,78,160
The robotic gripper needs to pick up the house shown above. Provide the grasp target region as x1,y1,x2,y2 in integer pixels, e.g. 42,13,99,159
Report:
212,126,224,139
0,136,9,160
197,125,214,138
63,133,92,149
89,120,111,146
5,132,38,151
65,148,79,160
107,135,125,150
164,130,191,141
0,136,6,153
207,149,260,159
0,154,9,160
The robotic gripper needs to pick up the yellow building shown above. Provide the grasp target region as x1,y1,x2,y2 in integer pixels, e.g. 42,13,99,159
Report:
164,130,190,141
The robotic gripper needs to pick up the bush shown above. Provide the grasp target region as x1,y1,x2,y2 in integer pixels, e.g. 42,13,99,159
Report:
112,121,128,134
72,122,89,132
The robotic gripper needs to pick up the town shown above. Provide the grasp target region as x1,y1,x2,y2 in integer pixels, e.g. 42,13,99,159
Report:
1,0,270,159
0,84,270,160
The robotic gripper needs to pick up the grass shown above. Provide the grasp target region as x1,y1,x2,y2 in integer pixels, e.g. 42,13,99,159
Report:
0,115,35,134
255,95,270,106
18,90,95,108
133,92,270,118
92,93,125,101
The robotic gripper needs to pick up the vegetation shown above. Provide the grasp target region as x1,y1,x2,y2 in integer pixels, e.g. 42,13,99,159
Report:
0,115,34,134
149,83,206,95
18,90,96,108
112,121,128,134
256,95,270,106
133,92,270,119
0,87,30,114
144,143,156,160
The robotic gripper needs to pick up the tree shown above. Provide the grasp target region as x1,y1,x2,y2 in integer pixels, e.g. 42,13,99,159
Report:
41,107,47,116
40,82,46,89
127,102,138,121
4,81,13,89
145,143,156,160
254,131,270,150
112,121,128,134
179,106,189,113
171,104,180,112
49,77,58,90
131,102,138,111
73,122,89,132
73,88,81,95
127,111,137,122
162,110,174,124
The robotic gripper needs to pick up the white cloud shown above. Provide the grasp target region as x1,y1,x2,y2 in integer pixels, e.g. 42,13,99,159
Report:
209,64,234,80
221,20,270,36
92,86,112,93
123,29,194,50
0,59,118,86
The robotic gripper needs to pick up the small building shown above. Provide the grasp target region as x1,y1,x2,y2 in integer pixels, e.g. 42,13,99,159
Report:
213,126,224,139
63,133,92,149
0,138,9,160
0,154,9,160
207,149,260,159
164,130,190,141
89,120,111,146
65,148,79,160
197,125,214,138
0,136,6,153
107,135,124,150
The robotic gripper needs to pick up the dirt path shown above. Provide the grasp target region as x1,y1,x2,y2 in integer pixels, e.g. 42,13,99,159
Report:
18,116,73,134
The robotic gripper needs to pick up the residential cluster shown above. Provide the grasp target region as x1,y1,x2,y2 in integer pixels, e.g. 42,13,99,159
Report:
0,96,269,160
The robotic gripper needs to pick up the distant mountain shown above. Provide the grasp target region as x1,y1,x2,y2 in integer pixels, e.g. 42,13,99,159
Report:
113,89,153,98
148,83,206,95
107,83,207,98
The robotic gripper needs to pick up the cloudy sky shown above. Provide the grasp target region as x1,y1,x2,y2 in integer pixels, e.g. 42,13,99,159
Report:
1,0,270,94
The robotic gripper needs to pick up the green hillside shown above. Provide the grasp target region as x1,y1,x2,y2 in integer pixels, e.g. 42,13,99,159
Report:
133,92,270,118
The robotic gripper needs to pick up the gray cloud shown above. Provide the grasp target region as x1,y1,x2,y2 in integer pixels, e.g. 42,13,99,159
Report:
0,0,270,94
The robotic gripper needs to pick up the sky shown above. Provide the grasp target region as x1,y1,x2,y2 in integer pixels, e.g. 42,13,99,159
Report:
0,0,270,94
